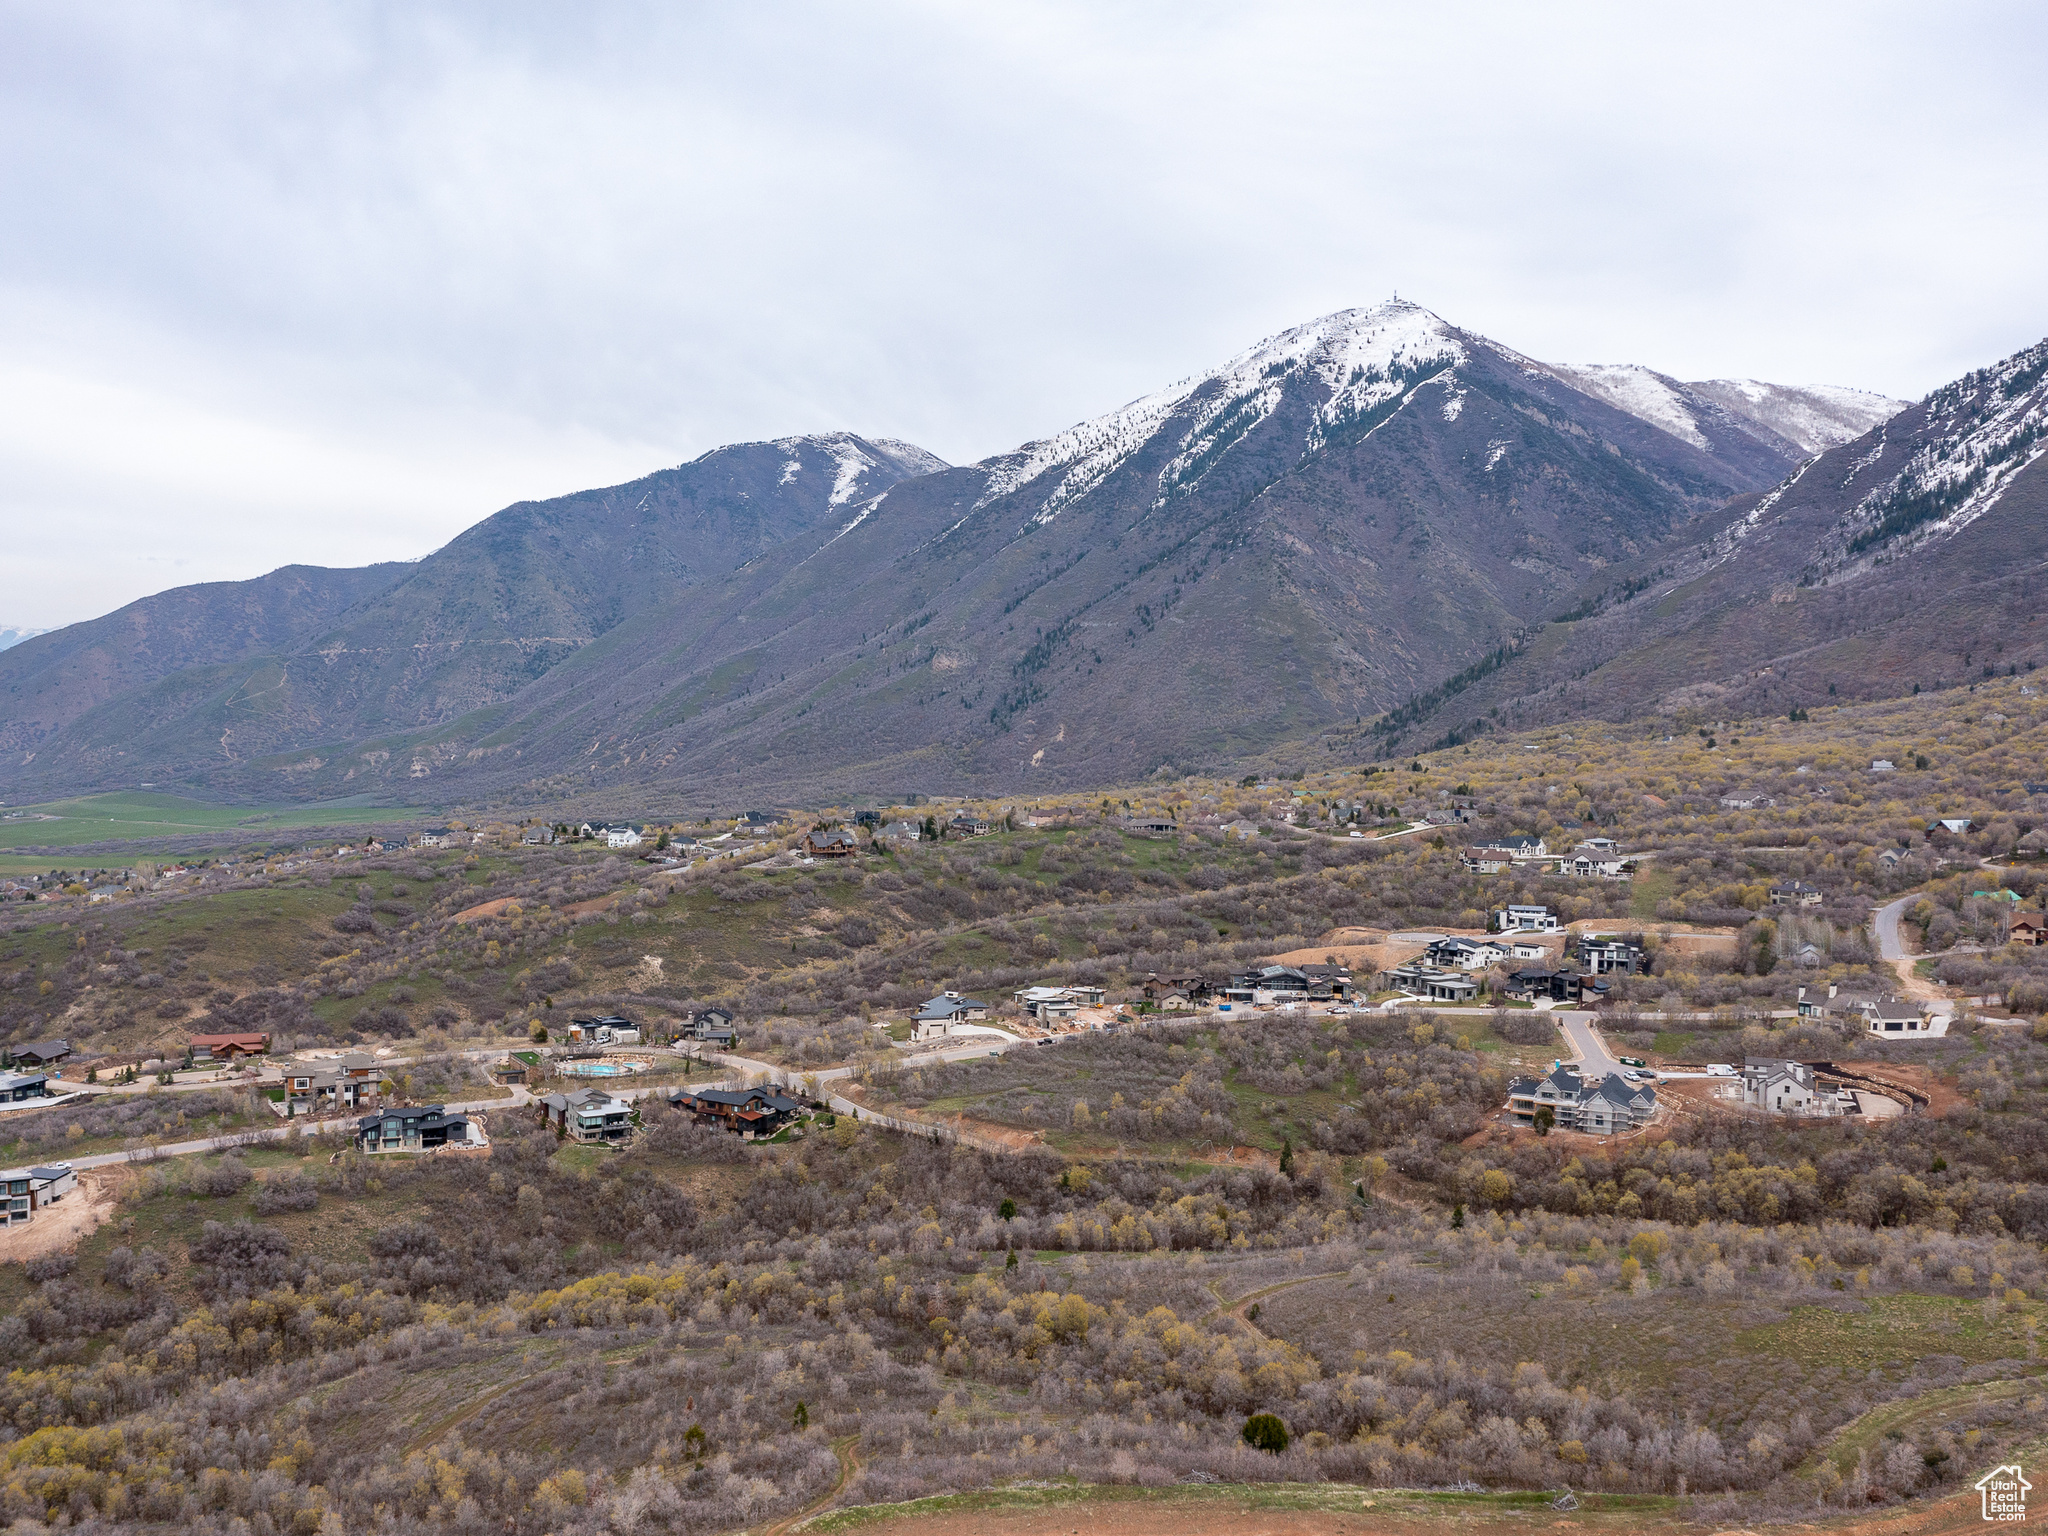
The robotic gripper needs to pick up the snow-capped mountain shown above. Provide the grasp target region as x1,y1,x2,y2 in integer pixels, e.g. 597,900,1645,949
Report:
1,299,1989,806
0,627,49,652
1371,332,2048,749
972,303,1468,527
1543,363,1904,459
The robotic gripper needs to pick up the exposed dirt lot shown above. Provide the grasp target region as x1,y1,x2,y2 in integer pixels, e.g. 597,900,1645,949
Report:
813,1481,1990,1536
0,1167,125,1262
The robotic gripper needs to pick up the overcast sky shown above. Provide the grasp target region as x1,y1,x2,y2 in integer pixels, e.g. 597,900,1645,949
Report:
4,2,2045,630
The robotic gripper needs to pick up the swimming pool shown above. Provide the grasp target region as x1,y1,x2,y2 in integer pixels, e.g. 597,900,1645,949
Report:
561,1060,647,1077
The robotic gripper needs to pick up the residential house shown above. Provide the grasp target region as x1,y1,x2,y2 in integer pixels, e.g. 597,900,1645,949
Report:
1577,836,1620,855
1017,989,1078,1023
0,1071,49,1103
1769,882,1824,907
1378,963,1479,1004
1126,816,1177,834
1741,1059,1849,1116
1501,968,1606,1005
1577,1073,1659,1133
1576,935,1646,975
876,819,923,844
1141,972,1210,1001
188,1032,270,1062
355,1105,473,1153
1877,848,1905,870
1561,851,1632,879
2011,913,2048,947
802,827,859,858
1220,819,1260,840
1935,817,1975,835
687,1008,737,1048
1506,1064,1580,1125
1471,835,1549,861
1424,937,1508,972
854,810,882,829
1796,982,1882,1021
539,1087,635,1144
283,1053,380,1114
566,1014,639,1045
736,810,782,834
9,1039,71,1070
947,813,992,837
1494,905,1561,933
1870,759,1896,772
1223,965,1311,1003
1718,792,1775,810
1299,964,1355,1001
1506,1066,1655,1132
916,992,990,1028
413,827,454,849
1794,942,1824,968
601,824,645,849
670,1085,801,1138
1460,849,1513,875
521,824,555,845
1867,1000,1945,1037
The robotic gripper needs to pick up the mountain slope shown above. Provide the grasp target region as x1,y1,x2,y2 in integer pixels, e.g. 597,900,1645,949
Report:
0,433,945,793
1371,336,2048,748
1542,364,1901,458
0,301,1929,809
0,563,412,764
151,300,1836,805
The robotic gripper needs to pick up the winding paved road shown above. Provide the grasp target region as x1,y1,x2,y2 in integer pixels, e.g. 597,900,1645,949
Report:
1874,892,1916,963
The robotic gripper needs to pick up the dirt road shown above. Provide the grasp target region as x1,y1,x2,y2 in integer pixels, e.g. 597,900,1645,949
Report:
813,1479,1993,1536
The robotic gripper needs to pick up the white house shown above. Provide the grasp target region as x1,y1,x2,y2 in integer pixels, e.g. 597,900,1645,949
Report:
1494,904,1561,933
603,824,645,849
1741,1058,1833,1114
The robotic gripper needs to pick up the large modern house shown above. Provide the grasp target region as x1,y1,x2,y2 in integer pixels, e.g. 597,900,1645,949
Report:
1506,1065,1657,1133
670,1085,802,1138
539,1087,635,1144
354,1105,474,1153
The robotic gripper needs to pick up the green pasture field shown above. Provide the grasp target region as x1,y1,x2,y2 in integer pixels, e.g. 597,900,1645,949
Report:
0,790,430,853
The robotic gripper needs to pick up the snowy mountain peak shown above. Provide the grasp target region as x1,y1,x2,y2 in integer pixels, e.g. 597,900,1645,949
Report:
974,298,1465,524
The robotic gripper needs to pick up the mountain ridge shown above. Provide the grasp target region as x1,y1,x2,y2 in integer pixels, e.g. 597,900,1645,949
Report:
0,299,1952,809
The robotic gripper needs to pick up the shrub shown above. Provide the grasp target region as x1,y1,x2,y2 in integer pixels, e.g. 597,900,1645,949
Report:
1242,1413,1289,1453
253,1171,320,1214
191,1156,253,1198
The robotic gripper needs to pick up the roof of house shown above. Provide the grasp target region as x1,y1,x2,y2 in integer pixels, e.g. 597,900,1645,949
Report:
683,1087,801,1114
805,827,858,847
355,1105,467,1131
189,1032,271,1049
917,994,984,1019
12,1039,71,1062
0,1071,49,1092
543,1087,632,1113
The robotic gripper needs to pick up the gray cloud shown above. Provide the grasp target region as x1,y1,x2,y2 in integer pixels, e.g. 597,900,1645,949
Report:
3,1,2044,627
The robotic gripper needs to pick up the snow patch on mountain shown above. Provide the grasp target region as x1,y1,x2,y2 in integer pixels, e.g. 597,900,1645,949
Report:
1818,340,2048,572
1545,364,1710,450
1689,379,1904,454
